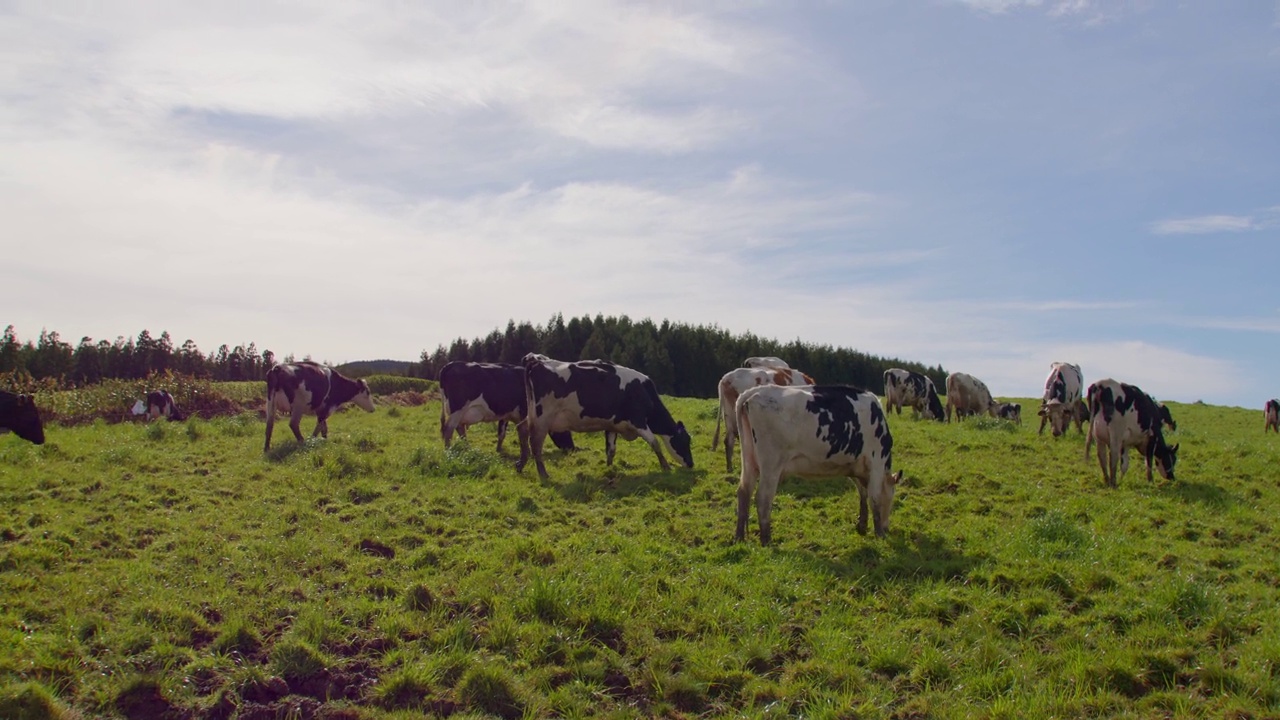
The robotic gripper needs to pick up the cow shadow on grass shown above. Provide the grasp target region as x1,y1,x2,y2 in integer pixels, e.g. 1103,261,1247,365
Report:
539,466,704,503
1159,480,1232,510
263,438,324,463
759,532,985,590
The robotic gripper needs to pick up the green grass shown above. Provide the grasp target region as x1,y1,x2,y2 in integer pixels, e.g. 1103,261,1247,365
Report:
1,394,1278,718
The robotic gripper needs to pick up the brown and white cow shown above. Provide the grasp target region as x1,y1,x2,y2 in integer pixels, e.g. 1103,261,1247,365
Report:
944,372,998,422
1267,399,1280,434
743,356,791,370
0,391,45,445
522,353,693,479
1085,379,1179,487
735,384,902,544
264,361,375,451
883,368,944,421
1037,362,1084,437
712,366,815,472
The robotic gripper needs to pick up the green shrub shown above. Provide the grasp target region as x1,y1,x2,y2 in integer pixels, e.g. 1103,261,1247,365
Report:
363,375,437,395
457,662,526,719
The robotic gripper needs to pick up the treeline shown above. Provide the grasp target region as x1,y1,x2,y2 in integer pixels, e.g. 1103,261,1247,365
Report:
418,314,946,398
0,325,282,386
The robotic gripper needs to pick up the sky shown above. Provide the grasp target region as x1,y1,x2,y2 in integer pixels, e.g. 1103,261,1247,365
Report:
3,1,1278,407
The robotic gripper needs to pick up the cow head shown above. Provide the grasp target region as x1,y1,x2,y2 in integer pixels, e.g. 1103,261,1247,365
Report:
664,421,694,469
925,390,945,422
8,394,45,445
1039,400,1071,437
353,380,376,413
1154,440,1179,481
874,470,904,537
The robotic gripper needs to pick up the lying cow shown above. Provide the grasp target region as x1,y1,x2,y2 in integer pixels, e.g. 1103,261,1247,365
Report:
712,366,815,472
944,372,997,422
1086,379,1179,486
522,353,693,479
743,356,791,369
438,361,573,457
883,368,944,421
735,384,902,544
996,402,1022,424
145,390,184,422
0,391,45,445
1038,362,1084,437
1267,399,1280,434
264,361,375,451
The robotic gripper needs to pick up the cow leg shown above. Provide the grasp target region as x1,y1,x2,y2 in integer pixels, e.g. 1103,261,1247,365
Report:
1095,432,1111,486
526,422,550,479
1107,436,1123,488
754,471,779,546
289,405,307,444
441,416,459,448
514,421,530,472
735,467,757,543
638,429,672,472
605,431,617,466
724,419,737,474
495,420,508,453
866,471,888,537
1143,438,1155,482
1038,414,1048,435
854,477,869,535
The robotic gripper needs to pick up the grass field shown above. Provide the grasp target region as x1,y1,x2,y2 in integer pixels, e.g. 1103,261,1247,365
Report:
1,390,1279,719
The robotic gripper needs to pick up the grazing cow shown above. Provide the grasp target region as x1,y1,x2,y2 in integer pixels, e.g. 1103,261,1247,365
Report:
944,372,998,422
1266,399,1279,433
996,402,1022,424
1037,362,1084,437
264,361,375,451
146,390,184,422
438,361,573,457
735,384,902,544
743,356,791,370
1086,379,1179,487
712,366,815,472
0,391,45,445
883,369,944,421
522,353,693,479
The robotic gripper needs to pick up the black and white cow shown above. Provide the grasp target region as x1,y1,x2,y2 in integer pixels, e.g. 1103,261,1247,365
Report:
264,361,375,451
1085,379,1179,487
1037,362,1084,437
712,366,815,472
883,368,944,421
996,402,1022,424
1266,399,1279,434
0,391,45,445
735,384,902,544
438,361,573,457
522,353,693,479
743,356,791,370
146,390,184,422
944,372,997,422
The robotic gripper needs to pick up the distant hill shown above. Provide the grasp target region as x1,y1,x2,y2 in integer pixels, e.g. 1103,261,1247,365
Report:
334,359,415,377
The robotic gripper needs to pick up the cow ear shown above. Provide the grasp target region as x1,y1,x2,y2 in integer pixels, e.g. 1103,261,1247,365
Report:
889,470,903,485
676,421,685,430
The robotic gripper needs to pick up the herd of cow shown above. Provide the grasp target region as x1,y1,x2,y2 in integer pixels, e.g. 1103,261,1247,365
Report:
2,355,1279,545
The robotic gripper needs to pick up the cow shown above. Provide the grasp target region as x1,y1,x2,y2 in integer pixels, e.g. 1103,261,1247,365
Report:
438,361,573,457
145,390,184,422
743,356,791,370
264,361,375,452
522,353,693,479
712,366,815,472
1267,399,1280,433
882,369,944,421
996,402,1022,424
735,384,902,544
1085,379,1179,487
0,391,45,445
944,372,998,422
1037,362,1084,437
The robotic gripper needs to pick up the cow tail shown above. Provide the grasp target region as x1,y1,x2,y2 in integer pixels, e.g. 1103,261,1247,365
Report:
711,398,723,450
439,388,449,436
264,367,277,420
736,395,759,478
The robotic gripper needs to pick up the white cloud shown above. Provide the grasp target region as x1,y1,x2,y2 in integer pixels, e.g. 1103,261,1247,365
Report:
1150,214,1256,235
